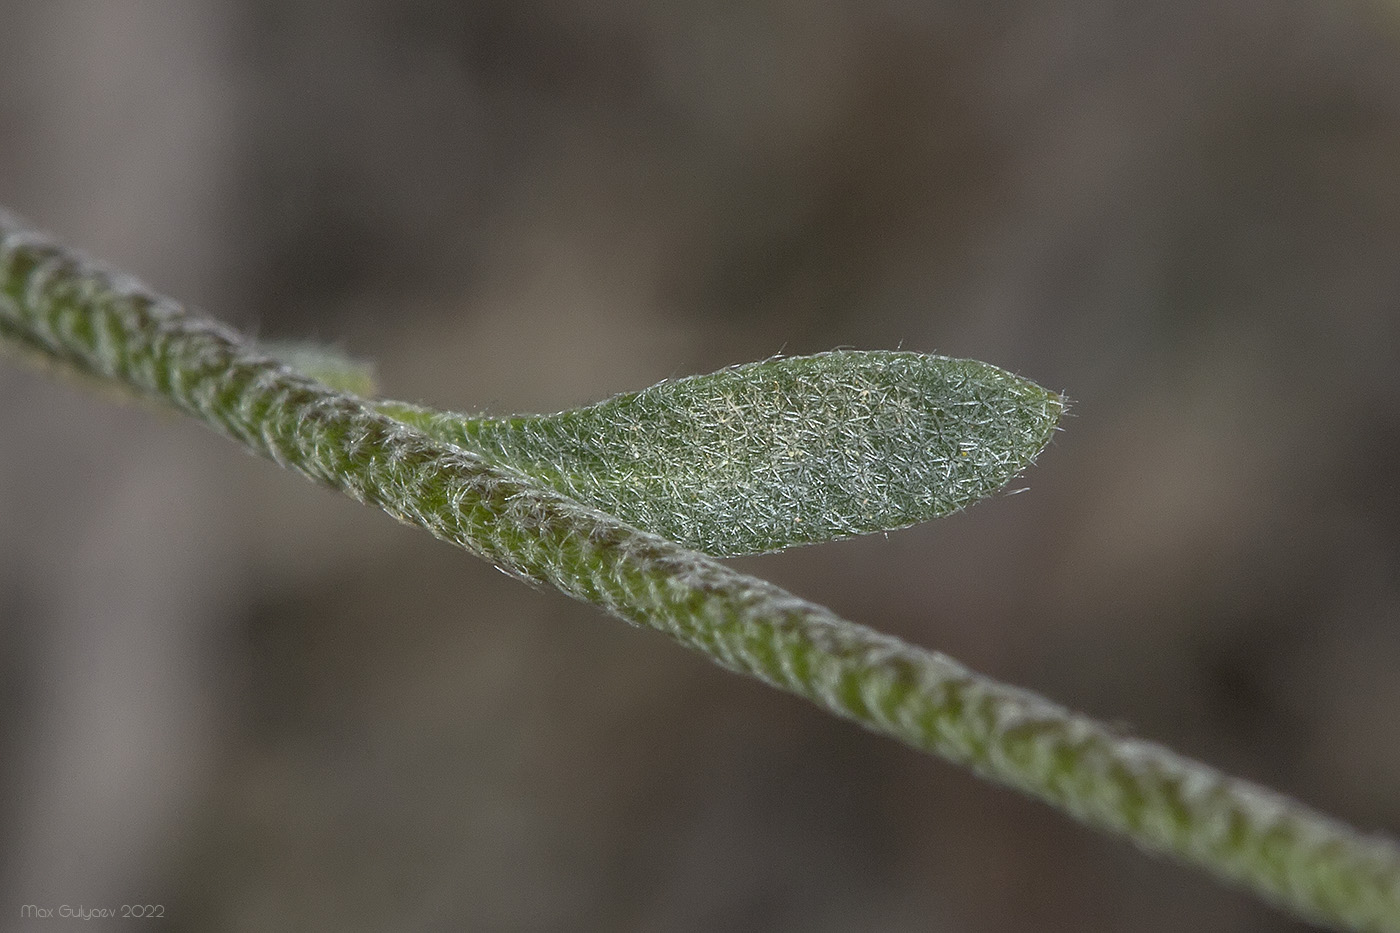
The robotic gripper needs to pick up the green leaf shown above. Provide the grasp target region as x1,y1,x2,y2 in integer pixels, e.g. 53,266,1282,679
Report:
377,350,1064,556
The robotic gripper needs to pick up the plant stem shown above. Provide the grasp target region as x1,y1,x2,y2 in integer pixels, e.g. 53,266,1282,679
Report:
2,209,1397,932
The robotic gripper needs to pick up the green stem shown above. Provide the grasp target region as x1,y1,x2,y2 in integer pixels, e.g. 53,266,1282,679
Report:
2,209,1397,932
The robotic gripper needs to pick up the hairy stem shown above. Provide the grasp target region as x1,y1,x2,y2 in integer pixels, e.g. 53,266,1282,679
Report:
2,209,1397,932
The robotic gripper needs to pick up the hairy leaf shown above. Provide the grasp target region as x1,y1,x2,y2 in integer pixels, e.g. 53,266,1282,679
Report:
377,351,1064,556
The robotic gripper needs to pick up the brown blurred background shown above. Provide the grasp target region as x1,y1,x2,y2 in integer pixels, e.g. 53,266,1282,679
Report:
2,2,1399,930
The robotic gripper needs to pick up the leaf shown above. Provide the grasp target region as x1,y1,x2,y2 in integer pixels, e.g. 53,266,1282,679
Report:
377,350,1064,556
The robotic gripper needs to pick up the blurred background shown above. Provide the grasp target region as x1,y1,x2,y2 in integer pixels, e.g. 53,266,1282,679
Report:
2,1,1399,930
